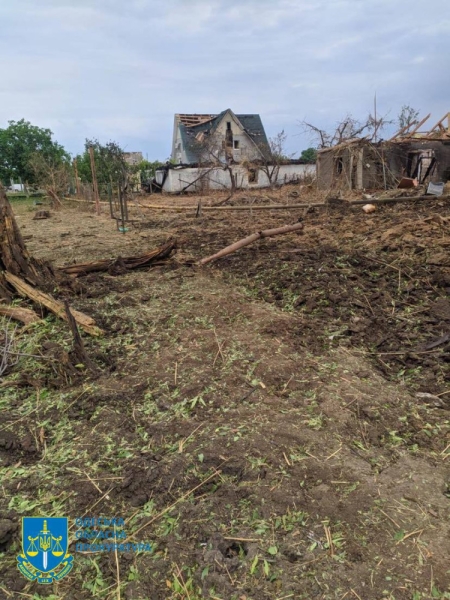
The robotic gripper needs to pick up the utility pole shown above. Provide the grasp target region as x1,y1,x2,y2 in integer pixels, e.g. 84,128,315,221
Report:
89,147,100,215
374,92,377,143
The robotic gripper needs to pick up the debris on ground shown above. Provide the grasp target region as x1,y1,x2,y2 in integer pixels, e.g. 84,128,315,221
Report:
60,239,176,277
1,186,450,599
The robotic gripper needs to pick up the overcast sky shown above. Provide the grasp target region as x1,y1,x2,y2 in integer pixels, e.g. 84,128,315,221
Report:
1,0,448,159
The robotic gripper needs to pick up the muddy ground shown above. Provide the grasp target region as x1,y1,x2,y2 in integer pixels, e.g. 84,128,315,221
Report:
0,189,449,600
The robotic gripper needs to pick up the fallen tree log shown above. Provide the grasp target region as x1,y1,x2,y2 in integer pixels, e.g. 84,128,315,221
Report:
138,202,324,211
137,194,450,213
4,272,103,336
349,194,450,205
59,239,176,277
199,222,304,266
0,305,41,325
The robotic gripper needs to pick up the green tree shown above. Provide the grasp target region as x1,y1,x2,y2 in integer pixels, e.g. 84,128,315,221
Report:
134,159,164,181
397,105,420,130
75,139,127,192
0,119,68,185
300,148,317,162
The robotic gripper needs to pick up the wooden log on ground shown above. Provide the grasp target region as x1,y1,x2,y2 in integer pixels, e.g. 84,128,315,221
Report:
138,202,324,211
0,305,41,325
4,272,103,336
349,194,450,205
138,194,449,212
33,210,51,220
59,239,176,277
199,222,304,266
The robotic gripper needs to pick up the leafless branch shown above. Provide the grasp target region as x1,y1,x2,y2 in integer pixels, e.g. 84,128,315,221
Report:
299,111,394,148
29,153,71,208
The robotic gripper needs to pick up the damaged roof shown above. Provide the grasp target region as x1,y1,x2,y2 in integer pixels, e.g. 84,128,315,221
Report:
177,114,217,127
175,110,270,160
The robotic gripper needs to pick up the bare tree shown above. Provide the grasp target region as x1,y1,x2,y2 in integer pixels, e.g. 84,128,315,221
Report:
254,130,294,188
29,153,71,208
299,112,392,148
191,133,237,195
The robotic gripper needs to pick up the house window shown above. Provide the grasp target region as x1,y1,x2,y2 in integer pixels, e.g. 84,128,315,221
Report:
227,122,231,130
248,168,258,183
234,140,240,149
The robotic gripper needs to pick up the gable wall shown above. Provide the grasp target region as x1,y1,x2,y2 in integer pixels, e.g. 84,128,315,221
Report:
213,113,262,162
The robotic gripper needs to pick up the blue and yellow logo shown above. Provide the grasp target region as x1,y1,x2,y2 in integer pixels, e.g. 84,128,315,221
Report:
17,517,73,584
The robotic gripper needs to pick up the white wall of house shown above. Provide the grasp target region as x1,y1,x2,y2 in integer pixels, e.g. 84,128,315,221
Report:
159,163,316,193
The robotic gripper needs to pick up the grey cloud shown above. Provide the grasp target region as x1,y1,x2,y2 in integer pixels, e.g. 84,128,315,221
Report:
0,0,448,158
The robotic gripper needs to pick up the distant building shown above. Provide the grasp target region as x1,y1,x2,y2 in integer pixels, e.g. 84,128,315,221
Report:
123,152,143,166
157,108,316,193
171,109,270,165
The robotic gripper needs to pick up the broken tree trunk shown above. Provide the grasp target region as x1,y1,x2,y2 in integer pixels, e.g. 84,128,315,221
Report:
64,300,97,371
199,222,304,266
47,189,62,209
0,186,53,296
0,305,41,325
59,239,176,277
4,272,103,336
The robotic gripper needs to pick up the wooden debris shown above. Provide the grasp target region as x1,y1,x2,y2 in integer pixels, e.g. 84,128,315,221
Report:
415,392,445,408
64,300,97,372
0,187,53,288
4,272,103,336
0,305,41,325
199,222,304,265
60,239,176,277
139,194,449,214
418,333,450,351
33,210,51,220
